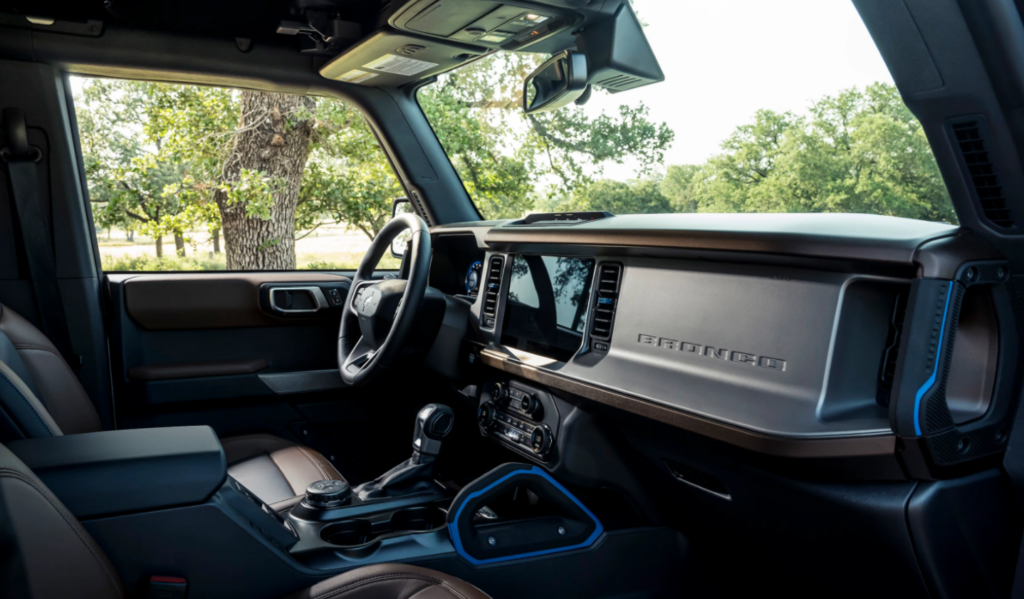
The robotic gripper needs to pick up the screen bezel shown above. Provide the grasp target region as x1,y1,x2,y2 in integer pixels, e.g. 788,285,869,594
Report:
499,254,596,362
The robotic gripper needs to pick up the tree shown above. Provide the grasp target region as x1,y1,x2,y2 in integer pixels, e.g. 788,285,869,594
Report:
567,178,672,214
690,83,956,223
661,164,700,213
418,53,675,219
78,80,192,257
213,92,316,270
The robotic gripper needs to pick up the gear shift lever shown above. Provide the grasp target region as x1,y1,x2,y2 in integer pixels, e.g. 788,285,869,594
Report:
353,404,454,501
412,403,454,456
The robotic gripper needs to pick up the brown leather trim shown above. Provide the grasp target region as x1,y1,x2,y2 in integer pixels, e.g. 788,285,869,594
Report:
0,304,59,352
0,304,102,435
219,433,295,465
127,358,270,381
269,445,344,494
479,350,897,460
0,467,124,598
123,273,350,330
290,563,491,599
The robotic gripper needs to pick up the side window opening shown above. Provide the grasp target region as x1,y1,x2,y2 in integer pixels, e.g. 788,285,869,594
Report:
72,77,403,272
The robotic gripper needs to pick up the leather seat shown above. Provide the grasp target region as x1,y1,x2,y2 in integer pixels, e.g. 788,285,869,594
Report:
0,442,491,599
0,303,345,509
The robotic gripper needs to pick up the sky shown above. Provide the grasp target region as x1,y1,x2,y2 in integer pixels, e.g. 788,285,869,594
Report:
585,0,896,178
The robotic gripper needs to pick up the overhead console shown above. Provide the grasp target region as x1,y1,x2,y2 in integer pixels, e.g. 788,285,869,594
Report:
320,0,583,85
318,0,663,94
388,0,579,52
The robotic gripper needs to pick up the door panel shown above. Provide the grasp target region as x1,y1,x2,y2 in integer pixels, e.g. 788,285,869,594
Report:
109,272,351,407
103,271,419,482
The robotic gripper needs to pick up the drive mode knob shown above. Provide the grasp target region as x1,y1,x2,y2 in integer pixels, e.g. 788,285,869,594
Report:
305,479,351,509
531,425,552,455
478,402,495,428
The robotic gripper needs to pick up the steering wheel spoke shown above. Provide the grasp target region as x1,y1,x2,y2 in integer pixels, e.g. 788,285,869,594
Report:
342,336,376,375
338,213,431,386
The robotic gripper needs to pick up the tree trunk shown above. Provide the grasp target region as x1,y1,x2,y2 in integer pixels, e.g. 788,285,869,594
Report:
212,228,221,254
155,236,163,258
126,230,134,242
215,91,316,270
174,233,186,257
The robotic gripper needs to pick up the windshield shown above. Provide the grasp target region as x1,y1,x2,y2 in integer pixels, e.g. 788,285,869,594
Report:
417,0,957,224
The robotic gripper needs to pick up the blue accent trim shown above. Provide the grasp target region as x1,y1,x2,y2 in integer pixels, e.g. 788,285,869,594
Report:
913,286,953,436
465,261,482,295
447,466,604,565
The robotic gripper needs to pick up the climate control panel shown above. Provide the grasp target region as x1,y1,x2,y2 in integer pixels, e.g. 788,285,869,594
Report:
478,380,558,461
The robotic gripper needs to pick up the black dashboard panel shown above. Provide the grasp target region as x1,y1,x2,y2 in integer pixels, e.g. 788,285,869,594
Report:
479,213,959,266
430,213,1013,473
485,256,901,438
429,233,486,298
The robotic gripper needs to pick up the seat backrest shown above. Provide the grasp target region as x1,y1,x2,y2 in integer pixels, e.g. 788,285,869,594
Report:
0,441,124,598
0,304,101,441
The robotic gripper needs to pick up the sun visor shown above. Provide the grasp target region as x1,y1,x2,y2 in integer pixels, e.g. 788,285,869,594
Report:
319,30,487,86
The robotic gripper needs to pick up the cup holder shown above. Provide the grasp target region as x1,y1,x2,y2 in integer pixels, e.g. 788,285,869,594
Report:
390,506,446,532
320,507,448,548
320,519,374,547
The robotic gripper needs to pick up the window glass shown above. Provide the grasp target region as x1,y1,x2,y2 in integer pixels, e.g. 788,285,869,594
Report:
72,77,403,271
417,0,957,225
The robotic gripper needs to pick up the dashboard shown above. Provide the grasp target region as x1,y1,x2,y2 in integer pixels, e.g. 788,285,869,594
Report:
425,213,1014,481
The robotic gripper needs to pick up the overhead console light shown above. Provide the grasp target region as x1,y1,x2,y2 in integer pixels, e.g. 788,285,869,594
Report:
387,0,580,51
319,30,485,85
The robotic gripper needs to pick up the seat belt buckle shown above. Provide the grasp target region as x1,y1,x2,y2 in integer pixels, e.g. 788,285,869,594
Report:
149,575,187,599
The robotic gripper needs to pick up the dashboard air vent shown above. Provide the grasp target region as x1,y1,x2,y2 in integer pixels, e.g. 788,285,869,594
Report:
951,120,1014,228
876,291,908,408
590,263,622,351
482,256,504,329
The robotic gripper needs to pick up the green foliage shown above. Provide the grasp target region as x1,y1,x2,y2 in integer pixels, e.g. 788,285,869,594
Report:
80,69,955,274
102,253,225,272
567,178,672,214
689,83,956,222
418,53,675,219
77,78,406,264
661,164,700,213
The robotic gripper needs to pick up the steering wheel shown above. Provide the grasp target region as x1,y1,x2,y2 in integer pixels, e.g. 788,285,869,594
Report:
338,213,431,386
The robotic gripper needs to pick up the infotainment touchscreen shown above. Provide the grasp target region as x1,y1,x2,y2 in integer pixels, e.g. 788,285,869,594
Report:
501,255,595,362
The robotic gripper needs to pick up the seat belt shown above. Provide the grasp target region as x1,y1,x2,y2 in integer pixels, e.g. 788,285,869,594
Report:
0,107,79,368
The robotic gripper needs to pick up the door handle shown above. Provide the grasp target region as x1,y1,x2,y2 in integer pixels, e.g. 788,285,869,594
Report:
269,286,329,314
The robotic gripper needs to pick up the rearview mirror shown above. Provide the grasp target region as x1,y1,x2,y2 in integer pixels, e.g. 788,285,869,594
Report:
523,51,589,115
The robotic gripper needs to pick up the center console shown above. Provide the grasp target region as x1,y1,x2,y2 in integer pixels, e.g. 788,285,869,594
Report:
5,411,685,598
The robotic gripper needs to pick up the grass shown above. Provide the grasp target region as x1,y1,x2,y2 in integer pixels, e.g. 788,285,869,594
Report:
101,252,401,272
98,224,402,272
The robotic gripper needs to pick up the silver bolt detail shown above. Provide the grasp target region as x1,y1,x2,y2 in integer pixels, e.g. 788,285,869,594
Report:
558,526,566,535
488,536,497,546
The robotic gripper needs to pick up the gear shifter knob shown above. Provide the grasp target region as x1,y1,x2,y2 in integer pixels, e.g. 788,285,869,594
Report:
413,404,454,456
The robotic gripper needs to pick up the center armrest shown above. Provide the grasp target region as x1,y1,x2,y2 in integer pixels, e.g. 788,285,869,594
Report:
8,426,226,519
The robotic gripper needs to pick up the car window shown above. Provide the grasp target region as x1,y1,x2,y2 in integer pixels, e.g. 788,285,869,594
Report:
72,77,403,271
416,0,957,225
